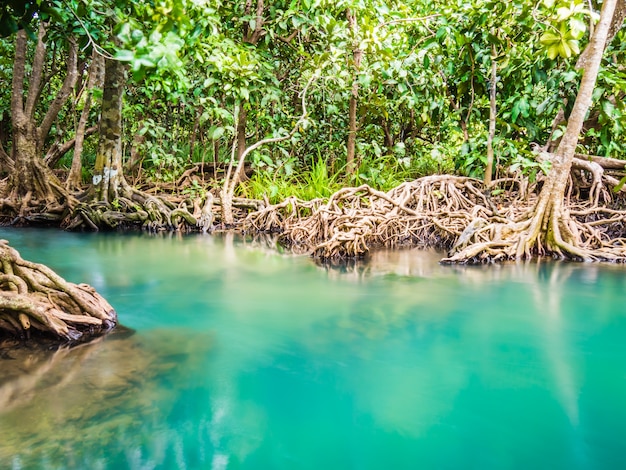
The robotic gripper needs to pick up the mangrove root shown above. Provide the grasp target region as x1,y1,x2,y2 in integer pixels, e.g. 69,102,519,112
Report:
0,240,117,341
243,171,626,264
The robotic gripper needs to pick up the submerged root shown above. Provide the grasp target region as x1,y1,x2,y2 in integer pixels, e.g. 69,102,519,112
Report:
0,240,117,341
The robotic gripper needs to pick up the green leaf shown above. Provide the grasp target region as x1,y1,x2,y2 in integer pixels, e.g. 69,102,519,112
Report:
601,100,615,116
511,102,520,123
539,32,560,46
115,50,135,62
207,126,225,140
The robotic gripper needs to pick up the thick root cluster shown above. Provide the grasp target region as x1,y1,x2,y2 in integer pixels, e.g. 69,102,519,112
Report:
0,240,116,341
444,159,626,264
244,175,505,260
444,200,626,264
0,158,78,225
65,189,216,233
244,168,626,264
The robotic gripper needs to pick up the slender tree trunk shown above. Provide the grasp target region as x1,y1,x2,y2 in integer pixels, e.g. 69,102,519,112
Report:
92,58,125,204
516,0,617,258
484,45,497,186
189,105,203,161
382,118,394,151
346,9,362,175
67,52,104,190
235,105,248,182
0,114,12,173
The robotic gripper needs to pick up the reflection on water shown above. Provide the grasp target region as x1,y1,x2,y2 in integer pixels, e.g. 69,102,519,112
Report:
1,229,626,469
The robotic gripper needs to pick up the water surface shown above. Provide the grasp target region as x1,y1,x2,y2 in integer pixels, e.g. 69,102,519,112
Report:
1,228,625,469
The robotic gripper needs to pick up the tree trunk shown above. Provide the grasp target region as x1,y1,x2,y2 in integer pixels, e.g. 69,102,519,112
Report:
516,0,617,259
484,45,497,186
235,104,249,183
346,9,362,175
0,114,12,173
67,52,104,190
7,27,77,217
92,58,126,204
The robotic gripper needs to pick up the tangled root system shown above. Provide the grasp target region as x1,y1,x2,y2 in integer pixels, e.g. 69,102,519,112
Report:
0,240,117,341
244,172,626,264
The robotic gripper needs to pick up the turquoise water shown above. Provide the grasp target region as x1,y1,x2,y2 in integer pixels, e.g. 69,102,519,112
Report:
1,228,626,469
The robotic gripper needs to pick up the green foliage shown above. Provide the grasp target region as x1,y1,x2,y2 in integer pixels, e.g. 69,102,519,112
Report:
0,1,41,37
539,0,594,59
300,155,342,199
510,154,552,182
241,155,342,203
182,179,204,199
2,0,625,199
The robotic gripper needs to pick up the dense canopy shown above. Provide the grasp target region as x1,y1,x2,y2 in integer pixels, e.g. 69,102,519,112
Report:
0,0,623,266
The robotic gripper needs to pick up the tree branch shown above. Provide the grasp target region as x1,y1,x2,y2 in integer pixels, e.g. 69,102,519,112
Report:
575,153,626,170
250,0,265,43
24,23,47,120
44,126,98,168
37,37,79,144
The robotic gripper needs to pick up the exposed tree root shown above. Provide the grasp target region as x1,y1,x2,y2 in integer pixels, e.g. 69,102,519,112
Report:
0,240,117,341
243,175,509,259
243,168,626,264
0,159,78,225
445,156,626,264
61,181,266,233
63,187,218,233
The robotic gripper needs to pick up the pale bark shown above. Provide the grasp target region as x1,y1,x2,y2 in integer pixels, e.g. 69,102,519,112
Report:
484,45,497,186
92,58,125,203
24,24,47,121
515,0,618,258
346,8,362,175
